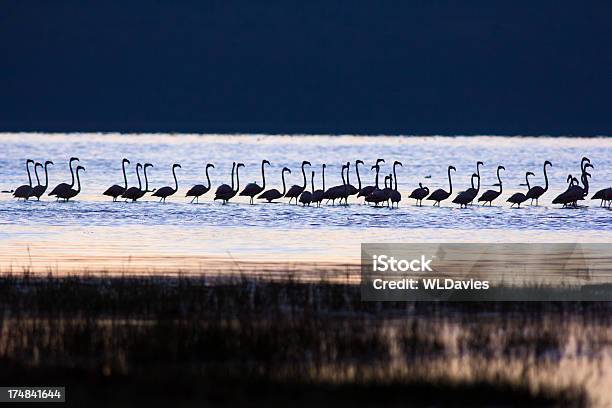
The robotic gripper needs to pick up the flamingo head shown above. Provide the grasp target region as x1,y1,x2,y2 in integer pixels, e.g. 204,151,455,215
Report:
322,163,326,168
122,158,130,164
584,163,594,171
356,160,364,165
70,157,80,162
376,158,385,164
76,166,86,172
45,160,54,166
283,167,291,174
173,163,181,169
449,165,456,172
26,159,34,164
527,172,535,178
418,182,423,188
394,160,403,167
498,165,505,171
136,163,143,169
263,160,270,166
477,161,484,168
302,161,311,167
35,162,43,169
207,163,215,169
237,163,244,168
544,160,552,167
566,174,573,183
144,163,153,169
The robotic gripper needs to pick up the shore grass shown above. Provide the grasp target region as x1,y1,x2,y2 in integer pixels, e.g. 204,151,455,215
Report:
0,272,601,406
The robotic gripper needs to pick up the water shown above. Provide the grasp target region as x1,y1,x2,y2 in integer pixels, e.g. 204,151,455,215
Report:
1,133,611,273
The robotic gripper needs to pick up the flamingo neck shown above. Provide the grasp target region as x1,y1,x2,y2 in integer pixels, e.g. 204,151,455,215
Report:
281,171,287,195
497,169,503,193
26,161,32,187
311,172,315,193
355,162,361,189
543,163,549,191
261,162,266,189
44,163,50,188
75,169,82,193
393,164,398,191
301,164,307,188
69,160,76,187
136,166,142,190
205,166,211,189
341,168,346,186
447,168,453,194
172,166,178,192
122,161,128,189
322,166,325,191
143,167,150,192
526,174,531,190
34,166,41,186
230,164,235,190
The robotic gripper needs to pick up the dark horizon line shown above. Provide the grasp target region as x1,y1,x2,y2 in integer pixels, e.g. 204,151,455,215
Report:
0,123,610,137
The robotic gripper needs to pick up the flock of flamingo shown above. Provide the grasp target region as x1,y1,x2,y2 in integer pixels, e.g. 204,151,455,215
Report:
6,156,612,208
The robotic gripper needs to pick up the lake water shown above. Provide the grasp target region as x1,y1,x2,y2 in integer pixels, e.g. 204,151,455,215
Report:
0,133,611,273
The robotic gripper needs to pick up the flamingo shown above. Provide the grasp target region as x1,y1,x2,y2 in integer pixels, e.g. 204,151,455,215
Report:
215,162,236,201
507,172,534,208
186,163,215,203
152,164,181,203
453,173,479,208
122,163,143,202
409,183,429,206
344,161,359,200
461,161,483,205
299,171,314,206
365,174,392,207
526,161,552,206
323,163,348,205
258,167,291,203
49,157,80,200
592,187,612,207
215,163,244,203
240,160,270,204
311,164,326,207
358,158,385,202
285,160,311,204
478,165,505,206
13,159,35,200
31,161,54,200
103,158,131,201
124,163,155,202
55,166,85,201
553,161,593,207
426,165,456,206
389,161,402,207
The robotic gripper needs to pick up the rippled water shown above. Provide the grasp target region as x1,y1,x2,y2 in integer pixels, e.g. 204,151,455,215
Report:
1,133,611,273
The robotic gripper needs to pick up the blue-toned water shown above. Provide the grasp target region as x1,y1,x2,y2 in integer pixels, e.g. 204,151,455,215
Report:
0,134,610,273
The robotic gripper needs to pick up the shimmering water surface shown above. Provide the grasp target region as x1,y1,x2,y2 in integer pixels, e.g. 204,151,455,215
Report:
1,133,610,273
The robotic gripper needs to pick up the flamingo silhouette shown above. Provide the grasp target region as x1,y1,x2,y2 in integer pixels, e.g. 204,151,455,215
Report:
478,165,505,206
186,163,215,203
55,166,85,201
240,160,270,204
31,161,54,200
426,165,456,206
285,160,311,204
526,161,552,206
215,163,244,204
13,159,35,200
152,164,181,203
103,158,131,201
49,157,80,200
258,167,291,203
